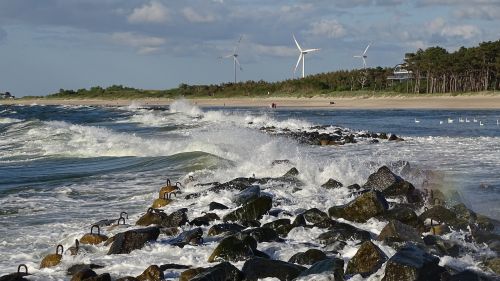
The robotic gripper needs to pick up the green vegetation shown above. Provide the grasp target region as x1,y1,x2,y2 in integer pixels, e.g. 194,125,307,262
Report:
44,40,499,100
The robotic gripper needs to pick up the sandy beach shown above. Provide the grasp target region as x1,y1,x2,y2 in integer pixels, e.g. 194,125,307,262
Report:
1,95,500,109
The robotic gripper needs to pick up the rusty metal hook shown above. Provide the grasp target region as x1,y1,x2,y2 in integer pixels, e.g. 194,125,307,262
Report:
117,217,126,225
120,211,128,219
90,225,100,235
166,179,171,186
56,244,64,255
17,264,28,275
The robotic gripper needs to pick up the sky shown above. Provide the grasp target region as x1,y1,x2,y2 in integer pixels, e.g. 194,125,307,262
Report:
0,0,499,97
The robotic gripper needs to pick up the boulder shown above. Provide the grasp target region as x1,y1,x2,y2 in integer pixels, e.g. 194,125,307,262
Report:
363,166,417,202
262,219,293,237
283,167,299,178
171,228,203,247
288,249,328,265
136,265,163,281
233,186,260,206
159,264,190,271
383,206,423,230
297,258,344,280
223,196,272,222
484,258,500,275
382,244,447,281
292,214,307,227
209,202,229,211
190,213,220,226
346,241,388,277
80,226,108,245
238,227,282,243
208,223,246,237
40,253,62,269
419,205,467,230
242,257,306,281
322,179,343,189
318,222,371,244
423,235,461,257
136,208,188,227
378,220,424,245
67,264,105,276
302,208,330,224
328,190,388,222
190,262,244,281
207,236,254,263
180,268,207,281
70,269,97,281
448,270,493,281
107,227,160,255
83,273,111,281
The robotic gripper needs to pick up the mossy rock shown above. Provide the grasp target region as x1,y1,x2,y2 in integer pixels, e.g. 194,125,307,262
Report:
317,222,371,244
136,265,163,281
378,220,424,245
80,233,108,245
328,190,388,222
288,249,328,265
207,236,254,263
346,241,387,277
484,258,500,275
151,198,173,209
302,208,329,224
180,268,207,281
262,218,293,237
223,196,272,222
321,179,343,189
191,262,244,281
40,254,62,268
208,223,246,237
297,258,344,280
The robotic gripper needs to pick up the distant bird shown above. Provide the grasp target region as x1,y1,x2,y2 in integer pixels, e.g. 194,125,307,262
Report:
459,117,464,123
293,34,320,78
497,119,499,126
415,118,420,123
465,117,470,123
447,118,454,124
439,120,444,125
473,118,478,123
480,121,484,126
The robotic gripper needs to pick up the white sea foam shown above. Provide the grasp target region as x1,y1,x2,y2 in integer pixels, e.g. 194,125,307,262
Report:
0,117,22,124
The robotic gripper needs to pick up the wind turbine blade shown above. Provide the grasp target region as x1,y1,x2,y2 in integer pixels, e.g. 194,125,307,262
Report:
363,43,371,55
293,34,302,52
234,56,242,70
353,55,361,58
362,57,367,68
224,54,233,58
234,35,243,55
294,54,302,74
304,48,320,53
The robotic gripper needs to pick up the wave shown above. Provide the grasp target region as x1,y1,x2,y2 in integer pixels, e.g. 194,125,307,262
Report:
0,117,23,124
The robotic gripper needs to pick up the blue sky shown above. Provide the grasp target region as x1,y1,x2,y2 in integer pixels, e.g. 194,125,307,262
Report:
0,0,498,96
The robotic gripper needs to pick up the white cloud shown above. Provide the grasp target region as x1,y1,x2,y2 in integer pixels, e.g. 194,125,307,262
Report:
426,17,481,40
111,32,166,54
182,7,216,23
454,6,500,20
128,1,169,24
308,19,346,38
252,43,296,57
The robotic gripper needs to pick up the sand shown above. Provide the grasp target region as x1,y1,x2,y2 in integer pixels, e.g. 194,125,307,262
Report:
1,95,500,109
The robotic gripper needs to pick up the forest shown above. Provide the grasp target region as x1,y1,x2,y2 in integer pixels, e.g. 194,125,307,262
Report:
47,40,499,99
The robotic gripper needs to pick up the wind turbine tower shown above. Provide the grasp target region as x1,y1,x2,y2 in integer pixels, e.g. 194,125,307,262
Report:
220,35,243,83
293,34,320,78
354,42,371,69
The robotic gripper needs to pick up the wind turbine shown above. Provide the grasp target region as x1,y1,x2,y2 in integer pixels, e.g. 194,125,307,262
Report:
293,34,320,78
353,42,371,69
220,35,243,83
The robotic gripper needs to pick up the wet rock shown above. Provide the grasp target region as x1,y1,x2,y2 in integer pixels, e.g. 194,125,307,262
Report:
262,218,293,237
171,228,203,247
346,241,388,277
288,249,328,265
0,267,30,281
159,264,191,271
388,134,404,141
179,268,207,281
233,185,260,206
283,167,299,178
80,226,108,245
292,214,307,227
297,258,344,280
423,235,461,258
382,244,447,281
476,215,495,232
419,205,468,230
347,184,362,190
107,227,160,255
484,258,500,275
322,179,343,189
272,159,292,165
137,208,188,228
363,166,417,202
40,250,63,268
318,222,372,244
302,208,330,224
190,262,244,281
382,206,423,230
448,270,492,281
151,198,173,209
207,236,254,263
190,213,220,226
67,264,105,276
378,220,424,245
136,265,163,281
328,190,388,222
160,227,179,237
70,269,100,281
242,257,306,281
208,223,246,237
209,202,229,211
223,196,272,222
238,227,282,243
84,273,111,281
115,277,139,281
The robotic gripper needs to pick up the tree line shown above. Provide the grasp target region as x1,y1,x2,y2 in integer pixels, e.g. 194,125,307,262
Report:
48,40,499,99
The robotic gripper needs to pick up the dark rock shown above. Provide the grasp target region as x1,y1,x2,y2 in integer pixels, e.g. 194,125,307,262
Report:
298,258,344,280
283,167,299,178
107,227,160,255
312,219,337,229
136,208,188,228
272,159,292,165
347,184,362,190
318,222,371,244
233,186,260,206
328,190,388,222
423,235,461,258
223,196,272,222
419,205,468,230
322,179,344,189
242,257,306,281
346,241,387,277
190,213,220,226
383,206,423,230
292,214,307,227
180,268,206,281
171,228,203,247
238,227,283,243
382,244,447,281
302,208,330,224
288,249,328,265
67,264,105,276
240,220,261,227
378,220,424,245
209,202,229,211
484,258,500,275
159,264,191,271
448,270,493,281
363,166,416,202
0,272,29,281
262,219,293,237
208,223,246,237
190,262,244,281
85,273,111,281
115,277,139,281
70,269,97,281
207,236,254,263
136,265,163,281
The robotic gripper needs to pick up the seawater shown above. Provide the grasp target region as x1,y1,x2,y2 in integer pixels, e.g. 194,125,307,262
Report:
0,101,499,280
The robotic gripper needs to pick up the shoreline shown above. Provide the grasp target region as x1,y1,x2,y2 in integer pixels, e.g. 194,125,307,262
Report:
1,95,500,109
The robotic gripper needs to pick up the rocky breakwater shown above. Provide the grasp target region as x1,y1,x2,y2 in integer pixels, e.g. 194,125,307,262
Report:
2,163,500,280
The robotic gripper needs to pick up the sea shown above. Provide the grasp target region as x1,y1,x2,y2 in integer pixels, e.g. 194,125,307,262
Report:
0,100,499,280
